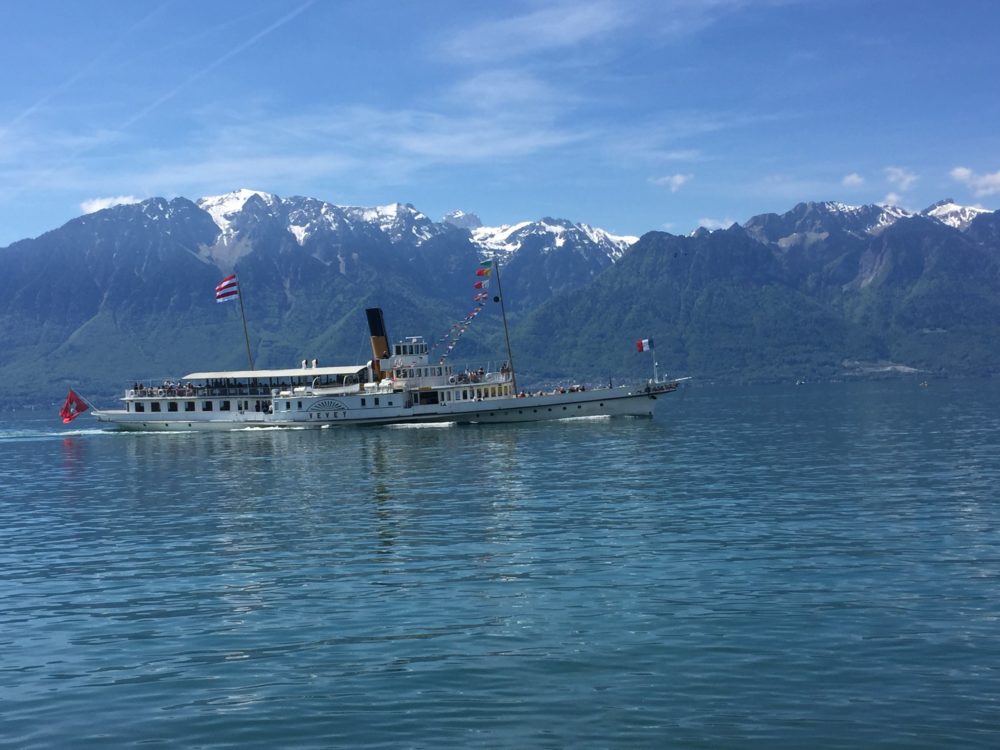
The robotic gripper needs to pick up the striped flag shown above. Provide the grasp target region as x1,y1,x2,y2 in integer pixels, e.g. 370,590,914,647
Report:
636,338,654,352
475,267,492,277
215,274,239,303
479,260,493,268
473,279,490,289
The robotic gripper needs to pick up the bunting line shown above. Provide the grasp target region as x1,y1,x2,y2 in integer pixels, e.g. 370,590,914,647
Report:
430,258,498,361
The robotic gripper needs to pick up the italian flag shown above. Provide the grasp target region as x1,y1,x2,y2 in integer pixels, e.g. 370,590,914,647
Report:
636,338,654,352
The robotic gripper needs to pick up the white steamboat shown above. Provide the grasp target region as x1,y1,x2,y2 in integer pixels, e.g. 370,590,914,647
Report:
92,308,680,431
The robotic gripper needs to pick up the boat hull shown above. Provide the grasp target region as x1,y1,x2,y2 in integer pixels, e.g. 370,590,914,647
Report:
91,384,673,431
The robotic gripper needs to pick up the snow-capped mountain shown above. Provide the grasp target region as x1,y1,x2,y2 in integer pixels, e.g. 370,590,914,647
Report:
742,199,997,246
193,189,632,269
197,189,449,253
442,210,482,230
471,218,636,261
920,199,992,230
742,201,913,245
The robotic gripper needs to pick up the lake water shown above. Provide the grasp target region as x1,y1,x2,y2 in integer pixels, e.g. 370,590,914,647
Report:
2,381,999,748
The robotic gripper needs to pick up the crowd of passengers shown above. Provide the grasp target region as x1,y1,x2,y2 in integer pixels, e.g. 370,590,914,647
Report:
131,381,197,397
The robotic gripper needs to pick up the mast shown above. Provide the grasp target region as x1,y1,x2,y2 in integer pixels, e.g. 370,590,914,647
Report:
492,255,517,394
237,283,254,371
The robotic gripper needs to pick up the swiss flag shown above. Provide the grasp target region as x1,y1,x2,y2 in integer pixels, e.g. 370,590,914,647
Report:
59,389,89,424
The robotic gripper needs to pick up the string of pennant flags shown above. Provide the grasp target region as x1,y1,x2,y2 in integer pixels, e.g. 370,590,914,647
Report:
432,260,494,362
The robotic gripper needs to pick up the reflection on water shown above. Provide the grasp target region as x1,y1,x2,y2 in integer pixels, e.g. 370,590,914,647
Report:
1,382,1000,748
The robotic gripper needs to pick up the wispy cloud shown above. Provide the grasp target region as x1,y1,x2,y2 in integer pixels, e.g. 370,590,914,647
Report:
650,173,693,192
442,0,630,61
439,0,759,65
80,195,143,213
698,216,737,230
15,101,591,201
884,165,918,192
950,166,1000,197
841,172,864,187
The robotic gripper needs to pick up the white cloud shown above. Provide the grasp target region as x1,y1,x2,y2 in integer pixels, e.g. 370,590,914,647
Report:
650,173,692,192
449,69,567,113
80,195,142,213
884,166,918,192
950,165,1000,197
881,192,903,206
841,172,864,187
698,216,736,230
439,0,755,63
443,1,629,61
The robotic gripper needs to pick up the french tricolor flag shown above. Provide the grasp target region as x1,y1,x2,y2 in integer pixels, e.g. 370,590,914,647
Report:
636,338,654,353
215,274,239,303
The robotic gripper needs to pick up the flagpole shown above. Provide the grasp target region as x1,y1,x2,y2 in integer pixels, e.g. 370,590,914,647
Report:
236,277,254,371
492,255,517,394
77,390,98,411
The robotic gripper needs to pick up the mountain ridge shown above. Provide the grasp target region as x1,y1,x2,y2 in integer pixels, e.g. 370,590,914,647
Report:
1,190,998,406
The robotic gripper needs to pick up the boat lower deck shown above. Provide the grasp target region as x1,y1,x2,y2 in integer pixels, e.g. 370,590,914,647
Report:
92,383,676,431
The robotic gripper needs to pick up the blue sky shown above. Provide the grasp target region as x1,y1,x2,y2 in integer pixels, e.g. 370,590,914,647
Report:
1,0,998,246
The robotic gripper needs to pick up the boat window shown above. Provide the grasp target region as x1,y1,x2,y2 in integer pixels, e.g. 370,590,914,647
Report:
220,400,231,411
297,401,302,409
374,397,380,406
361,398,366,407
135,402,145,413
151,402,162,412
185,401,195,412
168,402,178,412
203,401,213,411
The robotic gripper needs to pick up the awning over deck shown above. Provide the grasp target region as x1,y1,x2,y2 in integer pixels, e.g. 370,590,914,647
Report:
182,365,367,381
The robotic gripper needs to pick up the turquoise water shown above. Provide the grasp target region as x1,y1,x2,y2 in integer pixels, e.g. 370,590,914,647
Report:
2,381,999,748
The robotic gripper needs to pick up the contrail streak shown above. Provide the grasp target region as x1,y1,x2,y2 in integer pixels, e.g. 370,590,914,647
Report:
2,1,317,202
0,3,171,138
119,0,317,131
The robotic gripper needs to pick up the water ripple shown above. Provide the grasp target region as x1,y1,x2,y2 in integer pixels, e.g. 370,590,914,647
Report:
2,382,999,748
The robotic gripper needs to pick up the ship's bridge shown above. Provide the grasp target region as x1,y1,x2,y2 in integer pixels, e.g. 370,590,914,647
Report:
389,336,430,367
383,336,454,386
